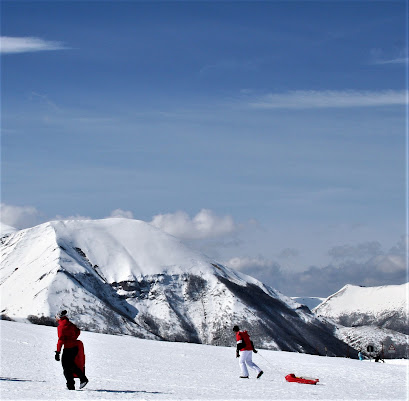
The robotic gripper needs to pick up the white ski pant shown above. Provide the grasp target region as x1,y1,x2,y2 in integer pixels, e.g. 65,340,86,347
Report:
239,350,262,377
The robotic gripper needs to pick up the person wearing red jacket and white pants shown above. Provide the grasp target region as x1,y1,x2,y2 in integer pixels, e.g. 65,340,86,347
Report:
55,310,88,390
233,325,263,379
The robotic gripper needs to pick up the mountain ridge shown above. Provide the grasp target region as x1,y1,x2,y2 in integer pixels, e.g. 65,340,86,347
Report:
1,218,353,356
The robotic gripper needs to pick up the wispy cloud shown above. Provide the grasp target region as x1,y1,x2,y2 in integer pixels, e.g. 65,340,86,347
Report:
0,203,45,229
0,203,133,229
29,92,61,111
370,48,408,65
107,209,134,219
248,89,408,109
150,209,238,240
374,57,409,65
0,36,67,54
224,256,276,270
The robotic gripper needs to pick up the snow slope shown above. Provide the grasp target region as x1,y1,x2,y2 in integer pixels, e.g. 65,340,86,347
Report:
0,320,407,401
0,219,352,355
335,325,409,359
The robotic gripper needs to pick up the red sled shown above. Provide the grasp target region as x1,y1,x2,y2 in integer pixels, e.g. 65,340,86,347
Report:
73,340,86,378
285,373,319,385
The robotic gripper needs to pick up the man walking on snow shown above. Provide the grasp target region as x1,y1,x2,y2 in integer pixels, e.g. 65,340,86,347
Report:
55,310,88,390
233,325,263,379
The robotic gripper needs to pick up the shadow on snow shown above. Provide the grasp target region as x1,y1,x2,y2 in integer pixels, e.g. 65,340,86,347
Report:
0,377,46,383
89,389,168,395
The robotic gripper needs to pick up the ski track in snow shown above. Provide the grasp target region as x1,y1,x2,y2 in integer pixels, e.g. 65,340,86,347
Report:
0,321,407,401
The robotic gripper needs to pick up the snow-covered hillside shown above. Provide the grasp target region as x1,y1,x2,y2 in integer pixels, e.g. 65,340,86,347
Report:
335,325,409,359
314,283,409,334
314,283,409,358
1,321,407,400
0,218,352,356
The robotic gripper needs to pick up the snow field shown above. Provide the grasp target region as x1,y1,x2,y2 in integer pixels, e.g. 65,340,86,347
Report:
1,321,407,401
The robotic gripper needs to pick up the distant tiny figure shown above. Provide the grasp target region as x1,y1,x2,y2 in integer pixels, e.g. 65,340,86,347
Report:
374,353,385,363
55,310,88,390
358,351,363,360
232,325,263,379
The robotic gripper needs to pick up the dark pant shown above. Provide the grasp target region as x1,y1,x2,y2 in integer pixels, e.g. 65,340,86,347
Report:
62,346,86,389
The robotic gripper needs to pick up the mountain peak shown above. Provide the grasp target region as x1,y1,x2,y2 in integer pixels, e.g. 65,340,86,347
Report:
50,218,218,281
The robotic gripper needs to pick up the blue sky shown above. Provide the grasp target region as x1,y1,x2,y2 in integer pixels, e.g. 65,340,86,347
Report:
1,1,408,296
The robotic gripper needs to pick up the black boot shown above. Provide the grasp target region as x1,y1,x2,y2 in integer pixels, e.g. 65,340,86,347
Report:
80,376,88,389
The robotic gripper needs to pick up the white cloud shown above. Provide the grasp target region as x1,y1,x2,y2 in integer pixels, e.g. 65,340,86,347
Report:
150,209,237,239
0,36,66,54
375,57,409,65
55,208,138,221
224,256,275,271
248,89,408,109
0,203,44,229
108,209,134,219
370,48,408,65
53,214,91,221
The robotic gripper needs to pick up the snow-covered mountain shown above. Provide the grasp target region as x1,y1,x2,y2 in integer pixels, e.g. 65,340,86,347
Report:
0,218,353,356
314,283,408,334
313,283,409,358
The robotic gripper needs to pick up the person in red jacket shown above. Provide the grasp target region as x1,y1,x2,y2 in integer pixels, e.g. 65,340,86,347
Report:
55,310,88,390
233,325,263,379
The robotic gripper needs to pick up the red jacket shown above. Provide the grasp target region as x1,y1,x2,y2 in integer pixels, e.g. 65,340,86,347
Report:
236,330,254,351
56,317,80,352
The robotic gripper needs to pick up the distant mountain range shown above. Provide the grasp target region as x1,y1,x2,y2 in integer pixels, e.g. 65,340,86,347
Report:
0,218,353,357
291,296,325,310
